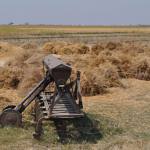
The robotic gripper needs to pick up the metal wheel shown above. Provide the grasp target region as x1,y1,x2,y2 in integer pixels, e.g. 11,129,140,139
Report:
0,107,22,127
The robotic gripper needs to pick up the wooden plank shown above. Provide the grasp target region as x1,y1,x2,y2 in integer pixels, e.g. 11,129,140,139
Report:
53,105,72,108
42,110,49,114
53,109,74,111
52,108,75,112
52,113,83,116
51,113,84,118
52,111,76,114
56,104,72,106
53,109,74,112
53,107,75,111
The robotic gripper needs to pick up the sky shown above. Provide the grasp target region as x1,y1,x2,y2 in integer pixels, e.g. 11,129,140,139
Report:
0,0,150,25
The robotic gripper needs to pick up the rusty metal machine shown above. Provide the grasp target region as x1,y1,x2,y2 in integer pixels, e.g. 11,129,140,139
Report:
0,55,84,139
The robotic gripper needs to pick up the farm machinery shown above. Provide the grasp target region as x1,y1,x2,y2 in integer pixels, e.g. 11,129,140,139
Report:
0,55,84,139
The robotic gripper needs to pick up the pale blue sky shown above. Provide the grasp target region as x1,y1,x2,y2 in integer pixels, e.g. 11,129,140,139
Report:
0,0,150,25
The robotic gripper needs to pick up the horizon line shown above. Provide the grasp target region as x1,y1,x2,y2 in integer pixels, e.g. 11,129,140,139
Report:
0,24,150,27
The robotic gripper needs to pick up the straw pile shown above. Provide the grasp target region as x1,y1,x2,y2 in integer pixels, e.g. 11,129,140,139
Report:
43,42,90,55
21,42,37,49
1,41,150,96
0,67,23,89
130,57,150,80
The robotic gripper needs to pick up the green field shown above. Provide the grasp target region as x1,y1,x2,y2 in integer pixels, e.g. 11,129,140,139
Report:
1,25,150,36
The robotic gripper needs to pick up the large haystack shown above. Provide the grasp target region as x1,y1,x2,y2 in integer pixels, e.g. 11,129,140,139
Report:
81,71,107,96
1,40,150,97
130,57,150,80
91,44,104,55
106,42,117,50
21,42,38,49
0,42,10,54
0,67,23,89
43,42,90,55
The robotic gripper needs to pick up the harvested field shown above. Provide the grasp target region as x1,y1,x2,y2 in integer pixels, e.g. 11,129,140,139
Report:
0,40,150,99
0,26,150,149
0,40,150,102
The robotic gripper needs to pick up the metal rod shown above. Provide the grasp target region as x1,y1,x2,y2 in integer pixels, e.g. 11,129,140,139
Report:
14,75,52,112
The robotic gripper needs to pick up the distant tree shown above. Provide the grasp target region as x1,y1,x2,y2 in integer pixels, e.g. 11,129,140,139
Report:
24,22,29,25
8,22,14,25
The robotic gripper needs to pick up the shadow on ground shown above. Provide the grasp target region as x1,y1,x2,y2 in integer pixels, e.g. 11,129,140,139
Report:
52,113,124,144
54,114,103,144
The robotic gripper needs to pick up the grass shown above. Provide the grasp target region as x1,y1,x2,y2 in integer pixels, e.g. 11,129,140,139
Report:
1,25,150,37
0,79,150,149
0,113,123,150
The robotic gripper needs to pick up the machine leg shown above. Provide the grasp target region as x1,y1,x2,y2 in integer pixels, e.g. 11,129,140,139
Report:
33,118,44,139
54,119,67,143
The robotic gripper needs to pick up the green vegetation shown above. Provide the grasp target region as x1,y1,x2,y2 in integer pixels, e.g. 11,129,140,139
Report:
0,113,123,150
1,25,150,37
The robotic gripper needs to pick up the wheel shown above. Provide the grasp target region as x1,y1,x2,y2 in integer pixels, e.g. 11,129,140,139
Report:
0,108,22,127
2,105,16,111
